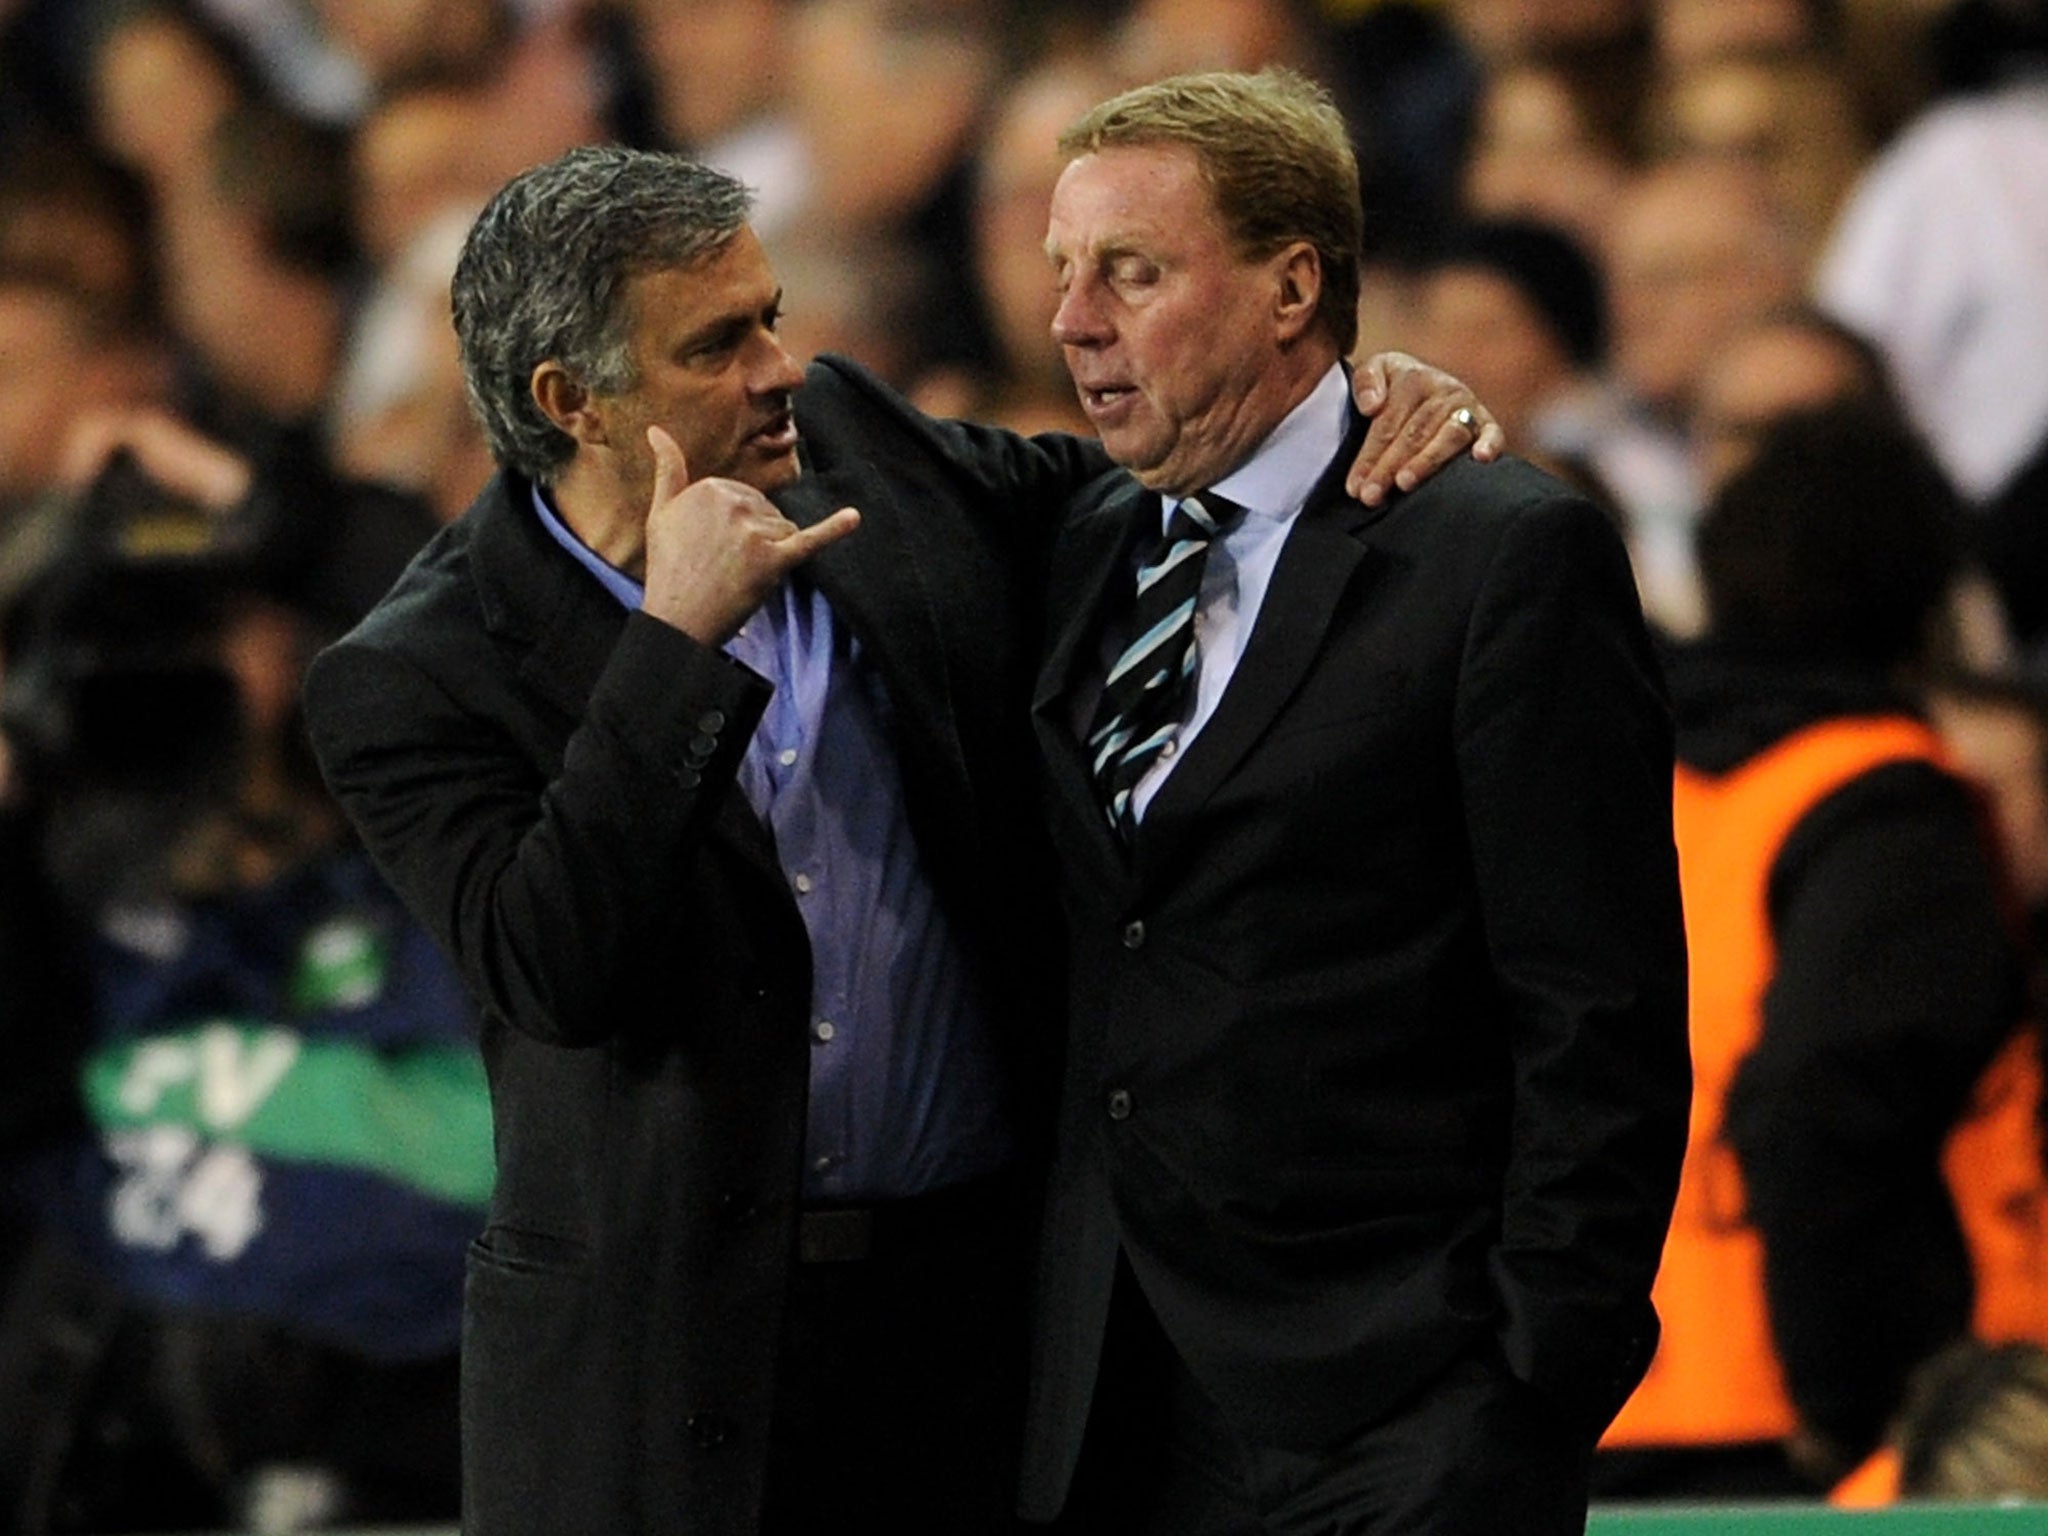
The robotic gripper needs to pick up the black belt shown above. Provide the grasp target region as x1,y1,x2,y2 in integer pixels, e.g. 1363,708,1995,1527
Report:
797,1172,1014,1264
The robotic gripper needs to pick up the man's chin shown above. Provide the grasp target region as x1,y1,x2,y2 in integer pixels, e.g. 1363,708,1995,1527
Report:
736,445,804,494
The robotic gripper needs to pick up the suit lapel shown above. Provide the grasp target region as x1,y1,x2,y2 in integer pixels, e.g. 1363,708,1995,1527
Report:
1033,480,1156,879
466,472,785,882
775,463,972,801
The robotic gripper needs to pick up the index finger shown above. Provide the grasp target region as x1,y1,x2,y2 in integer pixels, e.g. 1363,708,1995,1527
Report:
778,506,862,565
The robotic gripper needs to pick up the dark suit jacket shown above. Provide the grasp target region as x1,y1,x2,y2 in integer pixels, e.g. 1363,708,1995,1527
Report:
301,356,1104,1536
1019,418,1691,1517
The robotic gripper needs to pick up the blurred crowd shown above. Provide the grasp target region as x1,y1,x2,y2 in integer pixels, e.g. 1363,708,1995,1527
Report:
1,0,2048,1529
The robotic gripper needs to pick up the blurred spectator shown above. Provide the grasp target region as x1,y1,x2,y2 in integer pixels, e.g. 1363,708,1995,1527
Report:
613,0,809,233
0,276,172,532
785,0,996,238
1814,0,2048,505
0,133,155,326
923,57,1117,435
1691,306,1895,496
1448,0,1657,187
0,415,475,1534
304,0,510,98
347,17,607,274
1461,58,1634,259
1597,402,2033,1499
83,1,251,196
1448,0,1652,61
1642,47,1872,269
1404,216,1622,506
1693,306,2017,672
1111,0,1340,81
328,206,494,523
1651,0,1832,64
1322,1,1484,260
1599,158,1804,634
764,228,936,390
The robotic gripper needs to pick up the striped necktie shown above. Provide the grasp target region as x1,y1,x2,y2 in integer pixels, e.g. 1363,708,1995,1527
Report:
1085,492,1238,838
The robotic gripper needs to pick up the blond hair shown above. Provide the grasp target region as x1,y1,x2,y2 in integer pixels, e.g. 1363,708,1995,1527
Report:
1059,68,1362,356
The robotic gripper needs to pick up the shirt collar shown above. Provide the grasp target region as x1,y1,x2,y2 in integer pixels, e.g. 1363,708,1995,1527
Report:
1166,362,1351,532
531,481,644,609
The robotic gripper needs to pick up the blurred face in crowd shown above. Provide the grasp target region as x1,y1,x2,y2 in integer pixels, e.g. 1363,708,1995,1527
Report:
1653,0,1815,63
1649,54,1868,261
1464,64,1627,255
0,284,161,507
1046,144,1321,495
1412,265,1576,441
571,227,805,515
628,0,788,148
89,7,240,185
1449,0,1645,58
1694,320,1876,491
974,64,1117,390
1606,162,1798,416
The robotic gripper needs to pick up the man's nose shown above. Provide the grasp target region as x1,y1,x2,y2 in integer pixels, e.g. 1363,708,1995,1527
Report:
752,329,805,393
1050,281,1105,348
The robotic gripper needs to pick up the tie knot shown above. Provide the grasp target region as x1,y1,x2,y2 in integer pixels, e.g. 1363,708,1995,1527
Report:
1169,492,1241,543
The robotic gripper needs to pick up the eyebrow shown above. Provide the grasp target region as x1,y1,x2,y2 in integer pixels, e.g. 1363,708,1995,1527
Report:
678,288,784,353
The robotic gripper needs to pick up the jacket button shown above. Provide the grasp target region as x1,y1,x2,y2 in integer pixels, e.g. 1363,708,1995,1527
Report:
1121,920,1146,950
1106,1088,1133,1121
684,1413,731,1449
696,710,726,733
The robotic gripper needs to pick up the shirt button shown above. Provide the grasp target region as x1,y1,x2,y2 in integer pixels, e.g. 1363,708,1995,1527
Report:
1160,738,1177,758
1122,920,1146,950
794,873,814,895
813,1020,835,1043
1106,1089,1133,1121
778,748,798,767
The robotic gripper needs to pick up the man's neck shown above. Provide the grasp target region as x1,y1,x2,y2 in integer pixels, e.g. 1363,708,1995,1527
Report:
547,459,648,579
1165,338,1340,496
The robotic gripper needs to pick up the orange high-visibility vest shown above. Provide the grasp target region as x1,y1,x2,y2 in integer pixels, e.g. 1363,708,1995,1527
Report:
1604,716,2048,1449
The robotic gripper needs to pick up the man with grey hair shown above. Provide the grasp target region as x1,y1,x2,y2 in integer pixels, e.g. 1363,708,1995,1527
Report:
301,143,1495,1534
1022,70,1688,1533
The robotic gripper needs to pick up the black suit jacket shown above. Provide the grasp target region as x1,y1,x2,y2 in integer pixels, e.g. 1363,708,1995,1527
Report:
301,356,1105,1536
1020,418,1691,1516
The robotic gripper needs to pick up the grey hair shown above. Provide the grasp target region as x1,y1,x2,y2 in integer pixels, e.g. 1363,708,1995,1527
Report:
451,145,755,483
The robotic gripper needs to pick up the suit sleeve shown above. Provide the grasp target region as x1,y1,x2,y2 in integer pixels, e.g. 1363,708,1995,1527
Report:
1452,490,1692,1437
1727,764,2020,1462
804,355,1111,549
302,611,773,1049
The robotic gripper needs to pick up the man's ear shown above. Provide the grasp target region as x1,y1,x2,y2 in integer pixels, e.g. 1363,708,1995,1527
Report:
532,360,608,448
1273,242,1323,344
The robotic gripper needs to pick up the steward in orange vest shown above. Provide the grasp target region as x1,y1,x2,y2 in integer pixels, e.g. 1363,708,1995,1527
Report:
1592,403,2038,1502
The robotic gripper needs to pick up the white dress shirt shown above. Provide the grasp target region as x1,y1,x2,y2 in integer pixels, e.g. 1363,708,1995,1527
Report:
1128,362,1352,821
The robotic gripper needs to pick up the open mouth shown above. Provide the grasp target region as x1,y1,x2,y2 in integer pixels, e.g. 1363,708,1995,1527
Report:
1080,384,1137,417
750,410,799,452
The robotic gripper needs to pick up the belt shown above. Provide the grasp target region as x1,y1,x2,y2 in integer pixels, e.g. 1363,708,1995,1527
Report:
797,1173,1014,1264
